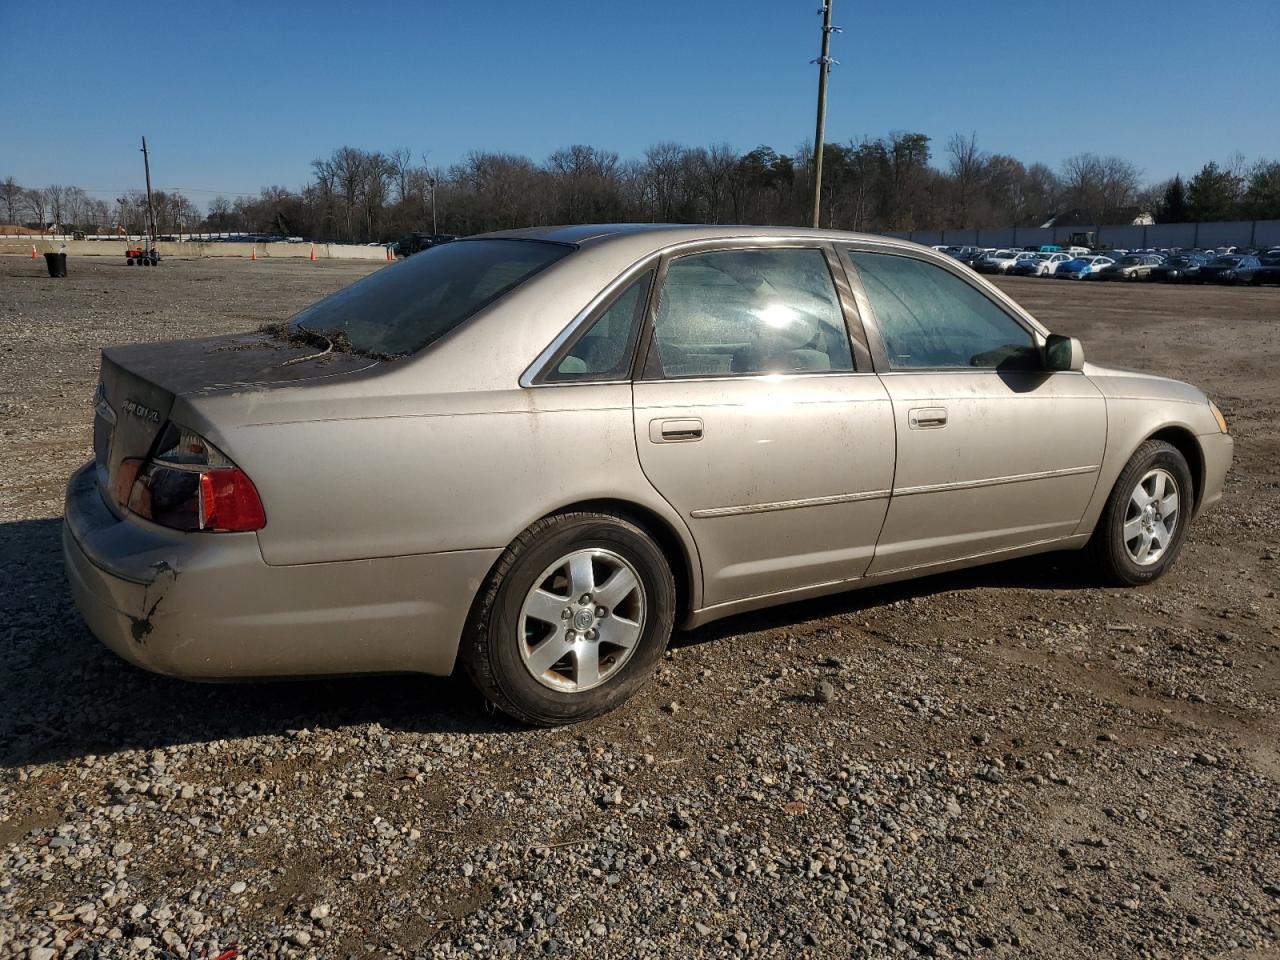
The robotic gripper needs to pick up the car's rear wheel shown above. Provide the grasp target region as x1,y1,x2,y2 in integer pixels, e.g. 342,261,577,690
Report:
1088,440,1194,586
462,511,676,726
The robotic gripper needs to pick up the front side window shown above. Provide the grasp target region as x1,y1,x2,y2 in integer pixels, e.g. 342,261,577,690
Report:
845,251,1038,370
547,270,652,382
648,248,854,378
287,239,571,357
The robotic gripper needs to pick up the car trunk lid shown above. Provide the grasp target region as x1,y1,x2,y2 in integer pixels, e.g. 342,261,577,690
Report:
93,332,378,508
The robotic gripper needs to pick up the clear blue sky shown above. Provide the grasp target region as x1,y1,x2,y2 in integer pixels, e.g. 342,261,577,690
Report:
3,1,1277,209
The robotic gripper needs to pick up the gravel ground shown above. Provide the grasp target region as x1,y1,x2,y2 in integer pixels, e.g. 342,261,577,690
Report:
1,255,1278,959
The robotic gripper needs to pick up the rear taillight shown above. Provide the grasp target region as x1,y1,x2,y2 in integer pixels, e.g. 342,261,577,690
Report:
117,424,266,532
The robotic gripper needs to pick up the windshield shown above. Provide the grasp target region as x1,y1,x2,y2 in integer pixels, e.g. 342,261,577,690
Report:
287,239,572,356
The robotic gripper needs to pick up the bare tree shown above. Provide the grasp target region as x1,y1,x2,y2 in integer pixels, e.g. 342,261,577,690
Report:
690,143,737,224
946,133,986,228
62,186,89,231
642,142,687,222
24,187,48,227
1098,156,1142,219
43,185,66,231
1,177,24,225
389,148,413,204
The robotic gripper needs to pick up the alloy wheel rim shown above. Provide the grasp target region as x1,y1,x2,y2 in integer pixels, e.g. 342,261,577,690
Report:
1123,468,1179,566
518,548,646,693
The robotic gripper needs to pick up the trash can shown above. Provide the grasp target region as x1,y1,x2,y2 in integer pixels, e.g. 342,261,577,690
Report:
44,252,68,278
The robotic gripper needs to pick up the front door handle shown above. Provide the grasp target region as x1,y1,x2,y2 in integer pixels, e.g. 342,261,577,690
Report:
650,418,704,443
908,407,948,429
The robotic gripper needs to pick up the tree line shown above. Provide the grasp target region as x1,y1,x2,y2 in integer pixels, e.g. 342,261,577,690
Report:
5,135,1279,241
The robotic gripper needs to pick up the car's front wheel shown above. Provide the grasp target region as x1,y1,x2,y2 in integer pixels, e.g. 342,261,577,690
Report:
462,511,676,725
1088,439,1194,586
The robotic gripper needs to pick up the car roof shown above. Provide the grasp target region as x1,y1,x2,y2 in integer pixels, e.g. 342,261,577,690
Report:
474,222,896,255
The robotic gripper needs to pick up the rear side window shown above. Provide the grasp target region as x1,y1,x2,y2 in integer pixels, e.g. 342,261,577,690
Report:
288,239,571,357
648,248,854,378
846,251,1037,370
547,270,653,382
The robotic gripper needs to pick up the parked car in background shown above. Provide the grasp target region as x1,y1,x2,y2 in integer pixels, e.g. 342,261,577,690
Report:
1096,254,1163,281
1064,246,1091,257
1196,254,1261,284
1250,254,1280,285
398,232,458,257
1150,253,1210,283
1010,252,1073,277
959,248,995,268
63,225,1233,724
1055,255,1115,280
944,245,982,262
976,249,1037,274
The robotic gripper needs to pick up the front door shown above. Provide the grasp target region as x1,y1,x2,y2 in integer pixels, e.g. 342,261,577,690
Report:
840,247,1106,576
632,244,897,609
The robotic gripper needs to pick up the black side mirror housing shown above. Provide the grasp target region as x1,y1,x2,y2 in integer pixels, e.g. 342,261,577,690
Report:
1045,334,1085,372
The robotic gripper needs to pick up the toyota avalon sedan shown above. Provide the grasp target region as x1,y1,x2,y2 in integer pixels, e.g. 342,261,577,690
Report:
64,225,1233,725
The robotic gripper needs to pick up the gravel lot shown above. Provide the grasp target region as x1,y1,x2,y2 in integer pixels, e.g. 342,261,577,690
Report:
1,255,1278,959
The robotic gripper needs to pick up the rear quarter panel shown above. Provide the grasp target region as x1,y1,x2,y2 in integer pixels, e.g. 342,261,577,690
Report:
198,383,704,608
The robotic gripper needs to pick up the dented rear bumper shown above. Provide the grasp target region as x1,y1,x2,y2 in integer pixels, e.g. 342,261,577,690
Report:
63,463,500,679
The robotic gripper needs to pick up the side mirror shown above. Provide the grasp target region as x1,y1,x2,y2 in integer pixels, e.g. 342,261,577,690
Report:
1045,334,1085,372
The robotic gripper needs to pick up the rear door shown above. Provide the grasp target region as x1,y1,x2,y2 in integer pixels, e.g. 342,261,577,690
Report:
631,242,896,609
839,246,1106,576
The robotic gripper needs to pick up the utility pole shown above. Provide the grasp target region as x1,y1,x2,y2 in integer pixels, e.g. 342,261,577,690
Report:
810,1,839,228
140,136,158,249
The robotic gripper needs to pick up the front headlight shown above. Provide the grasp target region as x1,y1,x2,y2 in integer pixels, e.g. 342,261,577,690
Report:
1209,400,1229,434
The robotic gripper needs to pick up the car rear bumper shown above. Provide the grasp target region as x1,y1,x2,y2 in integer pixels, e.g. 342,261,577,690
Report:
63,462,500,679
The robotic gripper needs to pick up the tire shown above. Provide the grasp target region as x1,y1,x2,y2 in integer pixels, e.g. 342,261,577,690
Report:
126,259,134,265
462,511,677,726
1088,439,1195,586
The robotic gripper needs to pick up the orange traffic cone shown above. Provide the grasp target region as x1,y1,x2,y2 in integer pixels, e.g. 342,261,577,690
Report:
31,244,37,259
250,246,257,261
310,243,316,262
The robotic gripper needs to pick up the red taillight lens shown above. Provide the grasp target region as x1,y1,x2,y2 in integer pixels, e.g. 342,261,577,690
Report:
120,424,266,532
198,468,267,531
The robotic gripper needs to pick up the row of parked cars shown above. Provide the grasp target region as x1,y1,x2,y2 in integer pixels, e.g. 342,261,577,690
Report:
935,243,1280,285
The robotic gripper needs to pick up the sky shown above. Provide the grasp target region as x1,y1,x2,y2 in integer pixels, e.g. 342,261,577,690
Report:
3,1,1278,210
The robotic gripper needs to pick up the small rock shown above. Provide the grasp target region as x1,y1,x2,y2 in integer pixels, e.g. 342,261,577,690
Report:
815,681,835,704
229,881,247,895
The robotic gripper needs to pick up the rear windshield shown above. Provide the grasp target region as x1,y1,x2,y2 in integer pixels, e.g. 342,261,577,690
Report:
287,239,571,357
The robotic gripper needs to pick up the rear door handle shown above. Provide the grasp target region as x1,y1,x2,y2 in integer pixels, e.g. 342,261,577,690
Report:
908,407,948,429
650,418,704,443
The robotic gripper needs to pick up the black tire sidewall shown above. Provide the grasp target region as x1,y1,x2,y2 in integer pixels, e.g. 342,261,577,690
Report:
483,516,675,724
1100,442,1194,585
